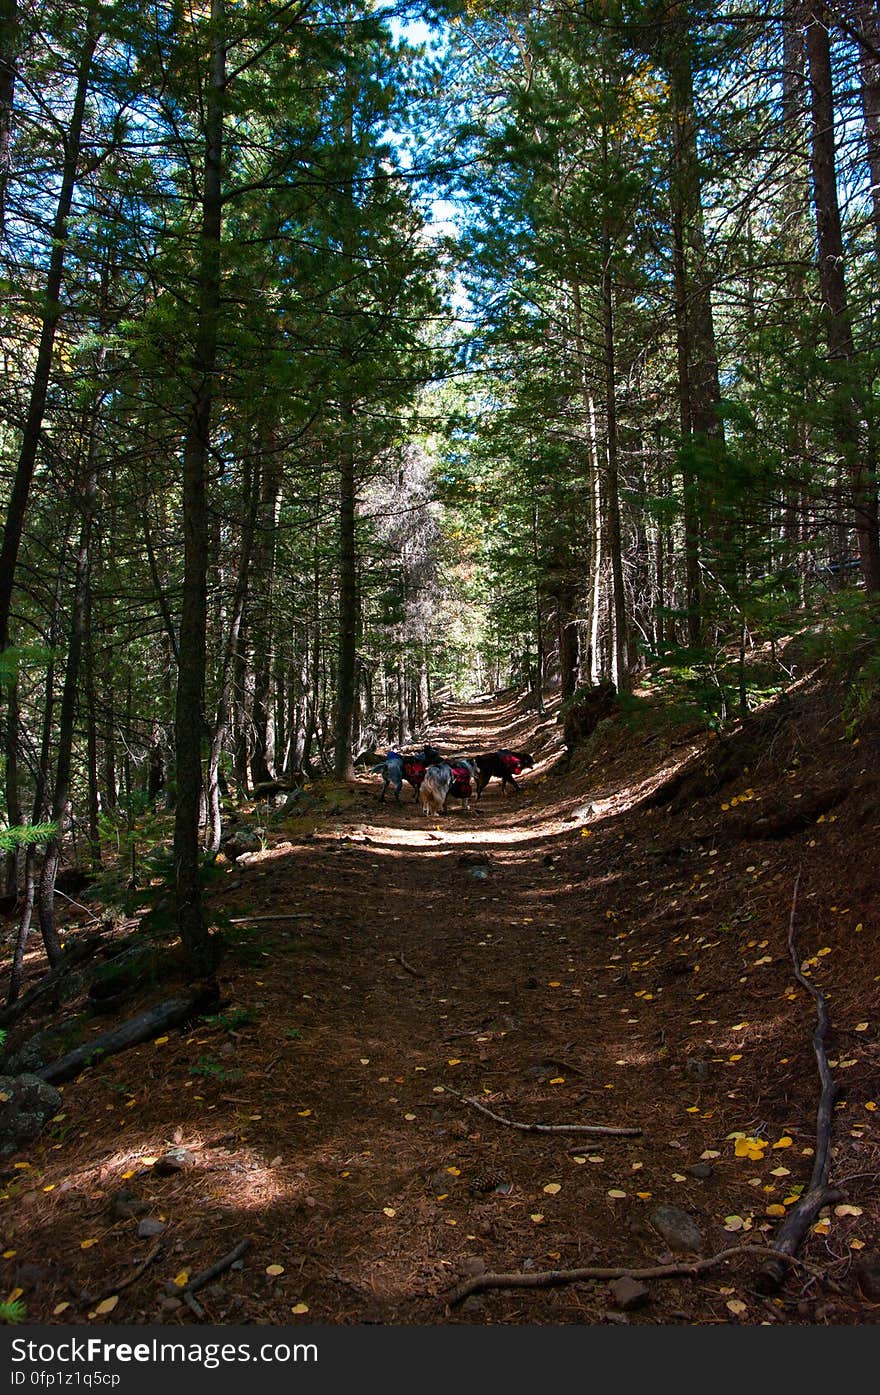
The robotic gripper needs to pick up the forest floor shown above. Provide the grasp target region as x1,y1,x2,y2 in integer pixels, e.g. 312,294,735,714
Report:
3,657,880,1326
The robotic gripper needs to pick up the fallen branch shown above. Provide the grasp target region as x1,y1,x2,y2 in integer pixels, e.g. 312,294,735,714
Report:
36,983,220,1084
79,1241,165,1310
228,914,312,924
440,1084,641,1137
756,873,839,1293
181,1240,250,1299
445,1245,806,1307
0,934,105,1028
391,952,425,980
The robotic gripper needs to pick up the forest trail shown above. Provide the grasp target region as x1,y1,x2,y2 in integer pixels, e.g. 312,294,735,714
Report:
6,684,878,1325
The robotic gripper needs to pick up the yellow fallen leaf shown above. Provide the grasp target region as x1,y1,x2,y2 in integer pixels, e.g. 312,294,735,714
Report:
834,1205,863,1217
53,1302,70,1315
173,1271,189,1287
95,1296,119,1315
154,1036,169,1046
770,1167,791,1178
543,1183,561,1195
80,1238,99,1249
812,1219,831,1236
766,1204,786,1217
404,1113,416,1121
855,1023,868,1032
3,1250,16,1259
771,1136,793,1149
607,1189,627,1199
864,1102,876,1111
636,1191,652,1200
297,1109,312,1117
849,1239,865,1250
723,1216,745,1231
446,1166,461,1176
291,1303,309,1314
581,829,592,838
572,1156,587,1165
447,1059,461,1066
549,1076,565,1084
7,1287,23,1302
726,1299,747,1316
266,1264,285,1276
382,1208,396,1217
530,1214,544,1223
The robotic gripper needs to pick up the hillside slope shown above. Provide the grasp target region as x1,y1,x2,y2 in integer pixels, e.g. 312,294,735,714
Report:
2,672,878,1325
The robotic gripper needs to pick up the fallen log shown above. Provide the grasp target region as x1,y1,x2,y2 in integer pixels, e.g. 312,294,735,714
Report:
0,934,105,1029
36,982,220,1084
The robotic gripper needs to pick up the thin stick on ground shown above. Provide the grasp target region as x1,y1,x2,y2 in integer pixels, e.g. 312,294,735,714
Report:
756,871,839,1293
79,1240,164,1309
181,1239,251,1297
441,1084,642,1137
445,1245,809,1307
391,952,425,979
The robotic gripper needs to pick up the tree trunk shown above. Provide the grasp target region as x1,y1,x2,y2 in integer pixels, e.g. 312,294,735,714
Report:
0,0,16,236
173,0,225,976
806,0,880,590
0,5,100,655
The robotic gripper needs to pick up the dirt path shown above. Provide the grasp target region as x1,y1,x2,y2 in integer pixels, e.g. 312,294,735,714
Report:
5,689,877,1324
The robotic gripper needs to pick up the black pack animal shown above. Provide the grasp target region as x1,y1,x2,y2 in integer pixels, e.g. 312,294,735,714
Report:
473,749,534,797
371,746,443,802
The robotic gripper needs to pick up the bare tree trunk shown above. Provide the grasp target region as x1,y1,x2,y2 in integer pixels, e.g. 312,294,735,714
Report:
173,0,225,976
0,5,100,655
0,0,16,237
806,0,880,590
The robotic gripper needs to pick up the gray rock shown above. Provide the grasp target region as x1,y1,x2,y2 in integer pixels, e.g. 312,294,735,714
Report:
221,828,263,861
467,867,490,881
0,1073,63,1158
137,1218,167,1239
459,1256,487,1277
3,1016,88,1074
610,1276,650,1311
684,1058,711,1082
649,1204,706,1254
109,1188,150,1220
686,1162,714,1180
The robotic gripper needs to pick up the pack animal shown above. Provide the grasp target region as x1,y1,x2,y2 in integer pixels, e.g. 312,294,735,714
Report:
418,759,477,816
473,749,534,797
371,746,443,802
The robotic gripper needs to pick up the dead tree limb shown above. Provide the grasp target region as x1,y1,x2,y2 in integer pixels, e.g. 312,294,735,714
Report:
0,933,105,1027
36,983,220,1084
79,1241,165,1310
182,1240,250,1297
446,1245,808,1307
756,873,839,1293
392,952,425,980
440,1084,642,1137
